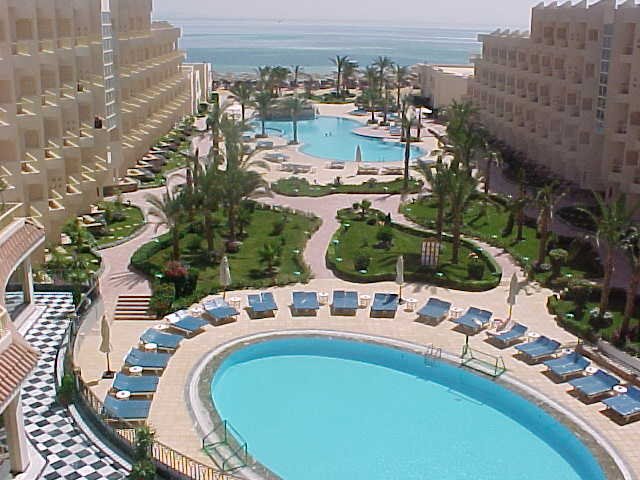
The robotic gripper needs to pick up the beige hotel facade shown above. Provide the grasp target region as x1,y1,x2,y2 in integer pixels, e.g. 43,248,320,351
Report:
468,0,640,204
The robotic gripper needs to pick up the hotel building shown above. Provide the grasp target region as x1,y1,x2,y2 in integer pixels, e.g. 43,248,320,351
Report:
415,64,474,110
0,0,206,473
468,0,640,203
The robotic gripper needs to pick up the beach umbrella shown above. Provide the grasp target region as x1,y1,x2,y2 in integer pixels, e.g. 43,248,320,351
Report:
396,255,405,302
220,256,232,299
99,315,114,379
355,145,362,163
506,272,519,321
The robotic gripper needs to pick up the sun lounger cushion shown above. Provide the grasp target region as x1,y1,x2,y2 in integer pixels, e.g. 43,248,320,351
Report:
125,349,170,369
371,293,399,312
543,352,589,377
292,291,319,310
515,336,560,359
332,291,359,310
493,323,528,344
140,329,183,349
602,386,640,417
454,307,493,331
569,370,619,397
171,315,208,332
103,396,151,420
112,373,159,394
417,298,451,319
248,292,278,313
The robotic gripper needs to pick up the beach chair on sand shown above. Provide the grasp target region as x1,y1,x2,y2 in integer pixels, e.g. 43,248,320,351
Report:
331,291,359,316
292,291,320,316
602,386,640,424
416,298,451,325
569,370,619,403
543,352,590,381
370,293,399,318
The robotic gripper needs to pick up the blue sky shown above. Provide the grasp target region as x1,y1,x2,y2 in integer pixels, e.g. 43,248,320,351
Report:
153,0,537,28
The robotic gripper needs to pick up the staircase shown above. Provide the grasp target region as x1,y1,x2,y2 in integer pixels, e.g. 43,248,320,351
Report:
113,294,155,321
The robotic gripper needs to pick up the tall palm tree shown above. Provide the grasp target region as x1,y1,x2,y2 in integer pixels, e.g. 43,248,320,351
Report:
259,242,282,275
229,81,255,124
436,100,484,171
197,164,221,258
393,65,409,108
535,183,565,266
584,194,636,318
400,101,414,190
373,56,394,96
221,167,269,242
360,88,379,124
256,66,273,93
291,65,302,88
447,168,477,264
415,152,450,242
342,60,359,94
621,226,640,338
331,55,350,98
206,99,232,165
284,96,306,144
270,66,290,96
146,188,182,260
254,90,273,137
364,65,379,92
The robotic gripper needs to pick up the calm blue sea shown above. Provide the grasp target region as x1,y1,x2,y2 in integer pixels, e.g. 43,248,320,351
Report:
169,18,484,74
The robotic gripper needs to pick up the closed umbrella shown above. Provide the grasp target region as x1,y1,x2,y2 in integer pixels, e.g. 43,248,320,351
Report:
99,315,114,379
396,255,404,303
220,256,232,299
355,145,362,163
506,272,519,321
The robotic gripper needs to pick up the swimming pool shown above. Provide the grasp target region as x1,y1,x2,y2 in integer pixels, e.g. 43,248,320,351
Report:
211,337,606,480
261,116,422,162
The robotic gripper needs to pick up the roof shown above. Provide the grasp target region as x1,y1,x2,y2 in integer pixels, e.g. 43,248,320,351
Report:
0,219,45,294
0,327,39,407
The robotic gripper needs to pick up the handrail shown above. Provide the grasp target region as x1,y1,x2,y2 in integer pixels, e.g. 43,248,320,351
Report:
461,344,506,377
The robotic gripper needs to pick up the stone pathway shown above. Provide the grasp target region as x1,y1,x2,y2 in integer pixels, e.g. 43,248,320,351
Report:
20,293,126,480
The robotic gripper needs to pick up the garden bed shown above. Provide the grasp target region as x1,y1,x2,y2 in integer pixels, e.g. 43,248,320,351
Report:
326,208,501,291
272,176,422,197
94,201,145,248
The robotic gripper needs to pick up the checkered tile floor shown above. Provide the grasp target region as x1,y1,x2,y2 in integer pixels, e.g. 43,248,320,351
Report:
1,293,127,479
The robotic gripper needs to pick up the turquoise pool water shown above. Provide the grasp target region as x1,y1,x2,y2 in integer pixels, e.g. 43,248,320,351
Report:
211,338,605,480
261,116,422,162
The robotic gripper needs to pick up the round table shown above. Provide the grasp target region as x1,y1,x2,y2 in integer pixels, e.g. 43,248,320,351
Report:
129,366,143,376
360,294,371,308
318,292,329,305
585,366,599,375
527,332,541,341
154,324,168,331
144,343,157,352
229,296,242,310
562,347,574,355
405,298,417,312
613,385,628,394
450,307,464,320
115,390,131,400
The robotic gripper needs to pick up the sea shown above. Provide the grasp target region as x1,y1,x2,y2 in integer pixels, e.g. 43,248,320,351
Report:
169,18,489,75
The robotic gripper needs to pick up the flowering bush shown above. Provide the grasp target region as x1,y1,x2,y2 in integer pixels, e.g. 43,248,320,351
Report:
163,261,188,280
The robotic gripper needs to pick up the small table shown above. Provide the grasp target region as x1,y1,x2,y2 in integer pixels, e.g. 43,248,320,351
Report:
562,347,574,355
527,332,541,341
229,296,242,310
585,366,598,375
144,343,157,352
318,292,329,305
613,385,628,394
405,298,417,312
360,294,371,308
115,390,131,400
450,307,464,320
129,366,143,376
154,324,169,331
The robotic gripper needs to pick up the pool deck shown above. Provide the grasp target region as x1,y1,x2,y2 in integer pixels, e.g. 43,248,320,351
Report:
76,277,640,477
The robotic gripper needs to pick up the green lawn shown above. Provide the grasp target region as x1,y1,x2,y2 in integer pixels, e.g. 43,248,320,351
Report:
94,202,145,248
326,209,500,291
272,177,423,197
132,205,321,309
401,196,603,285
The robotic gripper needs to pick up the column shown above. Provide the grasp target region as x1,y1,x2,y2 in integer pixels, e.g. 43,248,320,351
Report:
21,259,33,305
3,394,30,474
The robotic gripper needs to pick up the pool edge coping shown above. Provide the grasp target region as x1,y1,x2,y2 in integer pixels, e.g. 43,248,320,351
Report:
186,329,633,480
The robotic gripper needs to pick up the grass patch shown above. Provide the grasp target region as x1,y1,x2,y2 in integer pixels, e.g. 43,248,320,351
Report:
93,202,145,248
401,196,603,285
272,176,422,197
132,204,321,310
326,208,500,291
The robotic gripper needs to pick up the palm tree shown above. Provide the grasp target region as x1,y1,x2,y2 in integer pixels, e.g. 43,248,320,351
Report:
229,82,255,124
584,194,636,318
63,218,96,250
483,150,503,195
621,226,640,338
436,100,484,171
254,90,273,137
146,188,182,260
373,56,394,96
206,99,232,165
342,60,358,95
291,65,302,88
535,183,565,266
197,165,221,258
256,66,273,93
364,65,379,92
63,253,90,305
360,88,379,124
331,55,350,98
415,152,450,243
447,168,477,264
221,168,269,242
393,65,409,108
258,242,282,275
270,66,290,96
284,96,306,144
400,101,414,190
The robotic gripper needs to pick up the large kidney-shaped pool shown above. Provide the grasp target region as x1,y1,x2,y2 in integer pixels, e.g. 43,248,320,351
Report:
211,337,606,480
260,116,422,162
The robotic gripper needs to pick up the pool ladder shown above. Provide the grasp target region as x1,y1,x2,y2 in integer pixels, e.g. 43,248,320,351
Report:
424,344,442,365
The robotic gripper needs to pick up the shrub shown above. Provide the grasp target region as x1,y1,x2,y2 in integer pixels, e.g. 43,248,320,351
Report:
376,226,394,248
186,236,202,252
354,254,370,271
163,261,188,281
467,254,486,280
548,248,569,277
148,283,175,318
57,374,75,406
271,217,287,236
